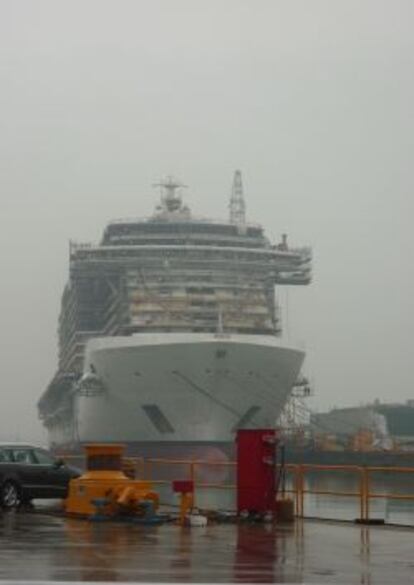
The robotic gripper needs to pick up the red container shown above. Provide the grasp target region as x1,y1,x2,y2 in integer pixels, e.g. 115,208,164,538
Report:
236,429,278,514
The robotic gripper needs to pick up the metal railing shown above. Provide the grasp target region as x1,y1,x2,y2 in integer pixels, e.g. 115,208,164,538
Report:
281,464,414,522
62,455,414,524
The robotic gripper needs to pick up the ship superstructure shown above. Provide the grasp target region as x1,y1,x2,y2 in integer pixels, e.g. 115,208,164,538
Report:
39,173,312,455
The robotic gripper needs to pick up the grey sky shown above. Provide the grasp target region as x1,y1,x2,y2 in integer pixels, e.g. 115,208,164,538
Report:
0,0,413,441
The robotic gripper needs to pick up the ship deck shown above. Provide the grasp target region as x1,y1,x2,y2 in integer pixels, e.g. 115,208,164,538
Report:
0,506,412,583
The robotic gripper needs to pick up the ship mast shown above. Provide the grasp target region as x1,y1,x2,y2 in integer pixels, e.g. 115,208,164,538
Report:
229,170,246,225
153,176,187,213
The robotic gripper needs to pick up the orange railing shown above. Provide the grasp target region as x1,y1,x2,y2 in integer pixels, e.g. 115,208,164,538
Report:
62,454,414,524
284,464,414,522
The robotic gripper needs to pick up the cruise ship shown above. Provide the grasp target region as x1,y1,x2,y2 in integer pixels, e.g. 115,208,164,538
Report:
38,172,312,461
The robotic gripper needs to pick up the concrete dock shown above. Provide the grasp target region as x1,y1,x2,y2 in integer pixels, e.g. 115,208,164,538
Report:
0,508,413,583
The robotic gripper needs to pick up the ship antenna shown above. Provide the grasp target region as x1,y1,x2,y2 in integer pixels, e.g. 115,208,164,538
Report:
229,170,246,225
153,176,187,213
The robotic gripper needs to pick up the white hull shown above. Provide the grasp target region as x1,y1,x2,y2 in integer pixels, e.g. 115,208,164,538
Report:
47,333,304,450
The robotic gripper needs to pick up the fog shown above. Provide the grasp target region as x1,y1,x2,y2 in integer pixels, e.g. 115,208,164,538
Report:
0,0,412,442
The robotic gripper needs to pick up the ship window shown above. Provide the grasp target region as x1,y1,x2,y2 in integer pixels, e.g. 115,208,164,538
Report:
232,406,261,432
142,404,175,434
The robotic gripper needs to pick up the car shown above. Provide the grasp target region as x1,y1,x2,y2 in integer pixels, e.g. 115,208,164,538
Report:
0,443,81,508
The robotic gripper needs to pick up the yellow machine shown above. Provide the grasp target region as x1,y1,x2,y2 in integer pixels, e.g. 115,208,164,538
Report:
64,444,159,519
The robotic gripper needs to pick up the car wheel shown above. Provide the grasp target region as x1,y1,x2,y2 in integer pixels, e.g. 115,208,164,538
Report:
0,480,21,509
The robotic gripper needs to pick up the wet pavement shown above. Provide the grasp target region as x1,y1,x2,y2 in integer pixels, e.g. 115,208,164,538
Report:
1,508,414,583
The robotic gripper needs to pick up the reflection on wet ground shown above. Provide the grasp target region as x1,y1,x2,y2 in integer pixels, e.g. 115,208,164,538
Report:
1,509,414,583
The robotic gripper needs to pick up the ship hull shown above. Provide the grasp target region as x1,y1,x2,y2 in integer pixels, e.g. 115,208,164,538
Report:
47,333,305,459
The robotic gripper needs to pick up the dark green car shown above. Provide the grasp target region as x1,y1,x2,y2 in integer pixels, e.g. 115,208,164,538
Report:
0,443,80,508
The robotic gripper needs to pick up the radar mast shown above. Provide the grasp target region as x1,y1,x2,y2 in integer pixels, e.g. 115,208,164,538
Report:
153,176,187,213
